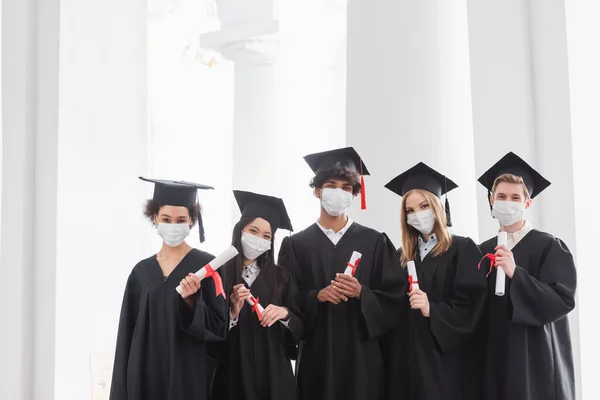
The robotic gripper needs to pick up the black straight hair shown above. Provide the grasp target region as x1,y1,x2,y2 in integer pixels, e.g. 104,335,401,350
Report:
223,216,284,299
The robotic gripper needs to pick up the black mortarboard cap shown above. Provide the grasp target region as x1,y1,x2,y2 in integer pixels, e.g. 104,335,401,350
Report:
139,177,214,242
303,146,370,175
304,146,369,209
233,190,293,233
385,162,458,226
477,152,551,200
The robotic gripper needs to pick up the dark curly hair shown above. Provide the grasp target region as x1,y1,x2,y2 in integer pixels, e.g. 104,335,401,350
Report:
143,199,200,226
309,163,362,195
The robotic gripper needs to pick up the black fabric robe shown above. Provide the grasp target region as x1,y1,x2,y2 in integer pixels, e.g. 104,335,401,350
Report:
379,235,487,400
110,249,228,400
211,265,302,400
278,222,406,400
479,229,576,400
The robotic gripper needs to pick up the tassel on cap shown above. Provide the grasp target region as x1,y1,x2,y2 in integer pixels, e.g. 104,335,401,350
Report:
198,211,206,243
445,196,452,227
361,176,367,210
360,158,367,210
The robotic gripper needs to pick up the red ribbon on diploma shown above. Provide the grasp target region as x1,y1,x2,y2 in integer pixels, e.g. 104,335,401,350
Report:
250,296,262,321
205,265,225,298
478,253,497,278
408,275,419,292
347,258,361,276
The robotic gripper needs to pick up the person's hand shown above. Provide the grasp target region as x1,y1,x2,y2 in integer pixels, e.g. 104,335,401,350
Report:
332,273,362,298
230,283,251,319
180,273,201,299
317,285,346,304
260,305,289,327
180,273,201,309
494,245,516,279
409,289,430,318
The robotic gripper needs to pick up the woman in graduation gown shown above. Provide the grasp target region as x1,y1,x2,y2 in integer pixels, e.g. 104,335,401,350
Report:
477,152,576,400
110,177,228,400
380,163,487,400
211,190,302,400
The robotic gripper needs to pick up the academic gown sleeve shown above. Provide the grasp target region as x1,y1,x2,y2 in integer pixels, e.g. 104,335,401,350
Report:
429,237,487,352
280,269,303,358
509,237,576,326
279,237,320,334
110,270,142,399
358,233,407,340
178,269,228,342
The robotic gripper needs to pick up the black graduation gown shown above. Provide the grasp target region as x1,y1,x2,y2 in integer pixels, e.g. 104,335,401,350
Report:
110,249,228,400
278,222,406,400
479,229,576,400
212,266,302,400
379,235,487,400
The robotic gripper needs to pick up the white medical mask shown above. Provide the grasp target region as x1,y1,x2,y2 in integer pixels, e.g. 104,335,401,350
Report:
320,188,353,217
492,200,524,227
407,209,436,235
241,232,272,260
157,223,190,247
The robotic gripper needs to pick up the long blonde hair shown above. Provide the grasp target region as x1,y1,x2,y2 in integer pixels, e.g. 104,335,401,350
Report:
400,189,452,266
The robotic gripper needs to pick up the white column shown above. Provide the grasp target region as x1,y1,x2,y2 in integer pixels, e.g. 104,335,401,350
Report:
468,2,580,395
566,1,600,399
54,0,148,398
346,1,478,246
1,0,60,398
1,1,37,398
467,0,540,239
203,0,348,241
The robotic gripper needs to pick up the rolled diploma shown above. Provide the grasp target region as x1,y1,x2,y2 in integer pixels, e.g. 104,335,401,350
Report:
344,251,362,276
245,293,265,315
495,232,508,296
176,245,239,295
407,260,419,291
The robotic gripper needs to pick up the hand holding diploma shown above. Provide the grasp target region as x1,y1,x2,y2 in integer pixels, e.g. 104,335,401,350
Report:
176,245,239,298
494,231,516,281
407,260,419,292
344,251,362,276
231,284,251,319
409,289,430,318
332,273,362,299
259,304,289,328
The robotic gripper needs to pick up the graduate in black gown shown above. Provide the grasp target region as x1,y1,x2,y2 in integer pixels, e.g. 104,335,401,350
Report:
379,162,487,400
110,178,228,400
477,152,576,400
212,191,302,400
278,147,406,400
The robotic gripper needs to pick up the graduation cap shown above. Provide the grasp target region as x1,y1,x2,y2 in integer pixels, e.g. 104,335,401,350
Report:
233,190,293,233
303,146,370,209
477,152,551,207
384,162,458,226
139,177,214,242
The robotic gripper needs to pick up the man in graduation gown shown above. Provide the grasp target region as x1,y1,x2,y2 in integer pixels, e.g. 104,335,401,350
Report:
278,147,407,400
477,152,577,400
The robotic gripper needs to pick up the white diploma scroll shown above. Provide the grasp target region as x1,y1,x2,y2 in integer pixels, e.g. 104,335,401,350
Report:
344,251,362,276
407,260,420,291
246,293,265,320
176,245,239,295
495,232,508,296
